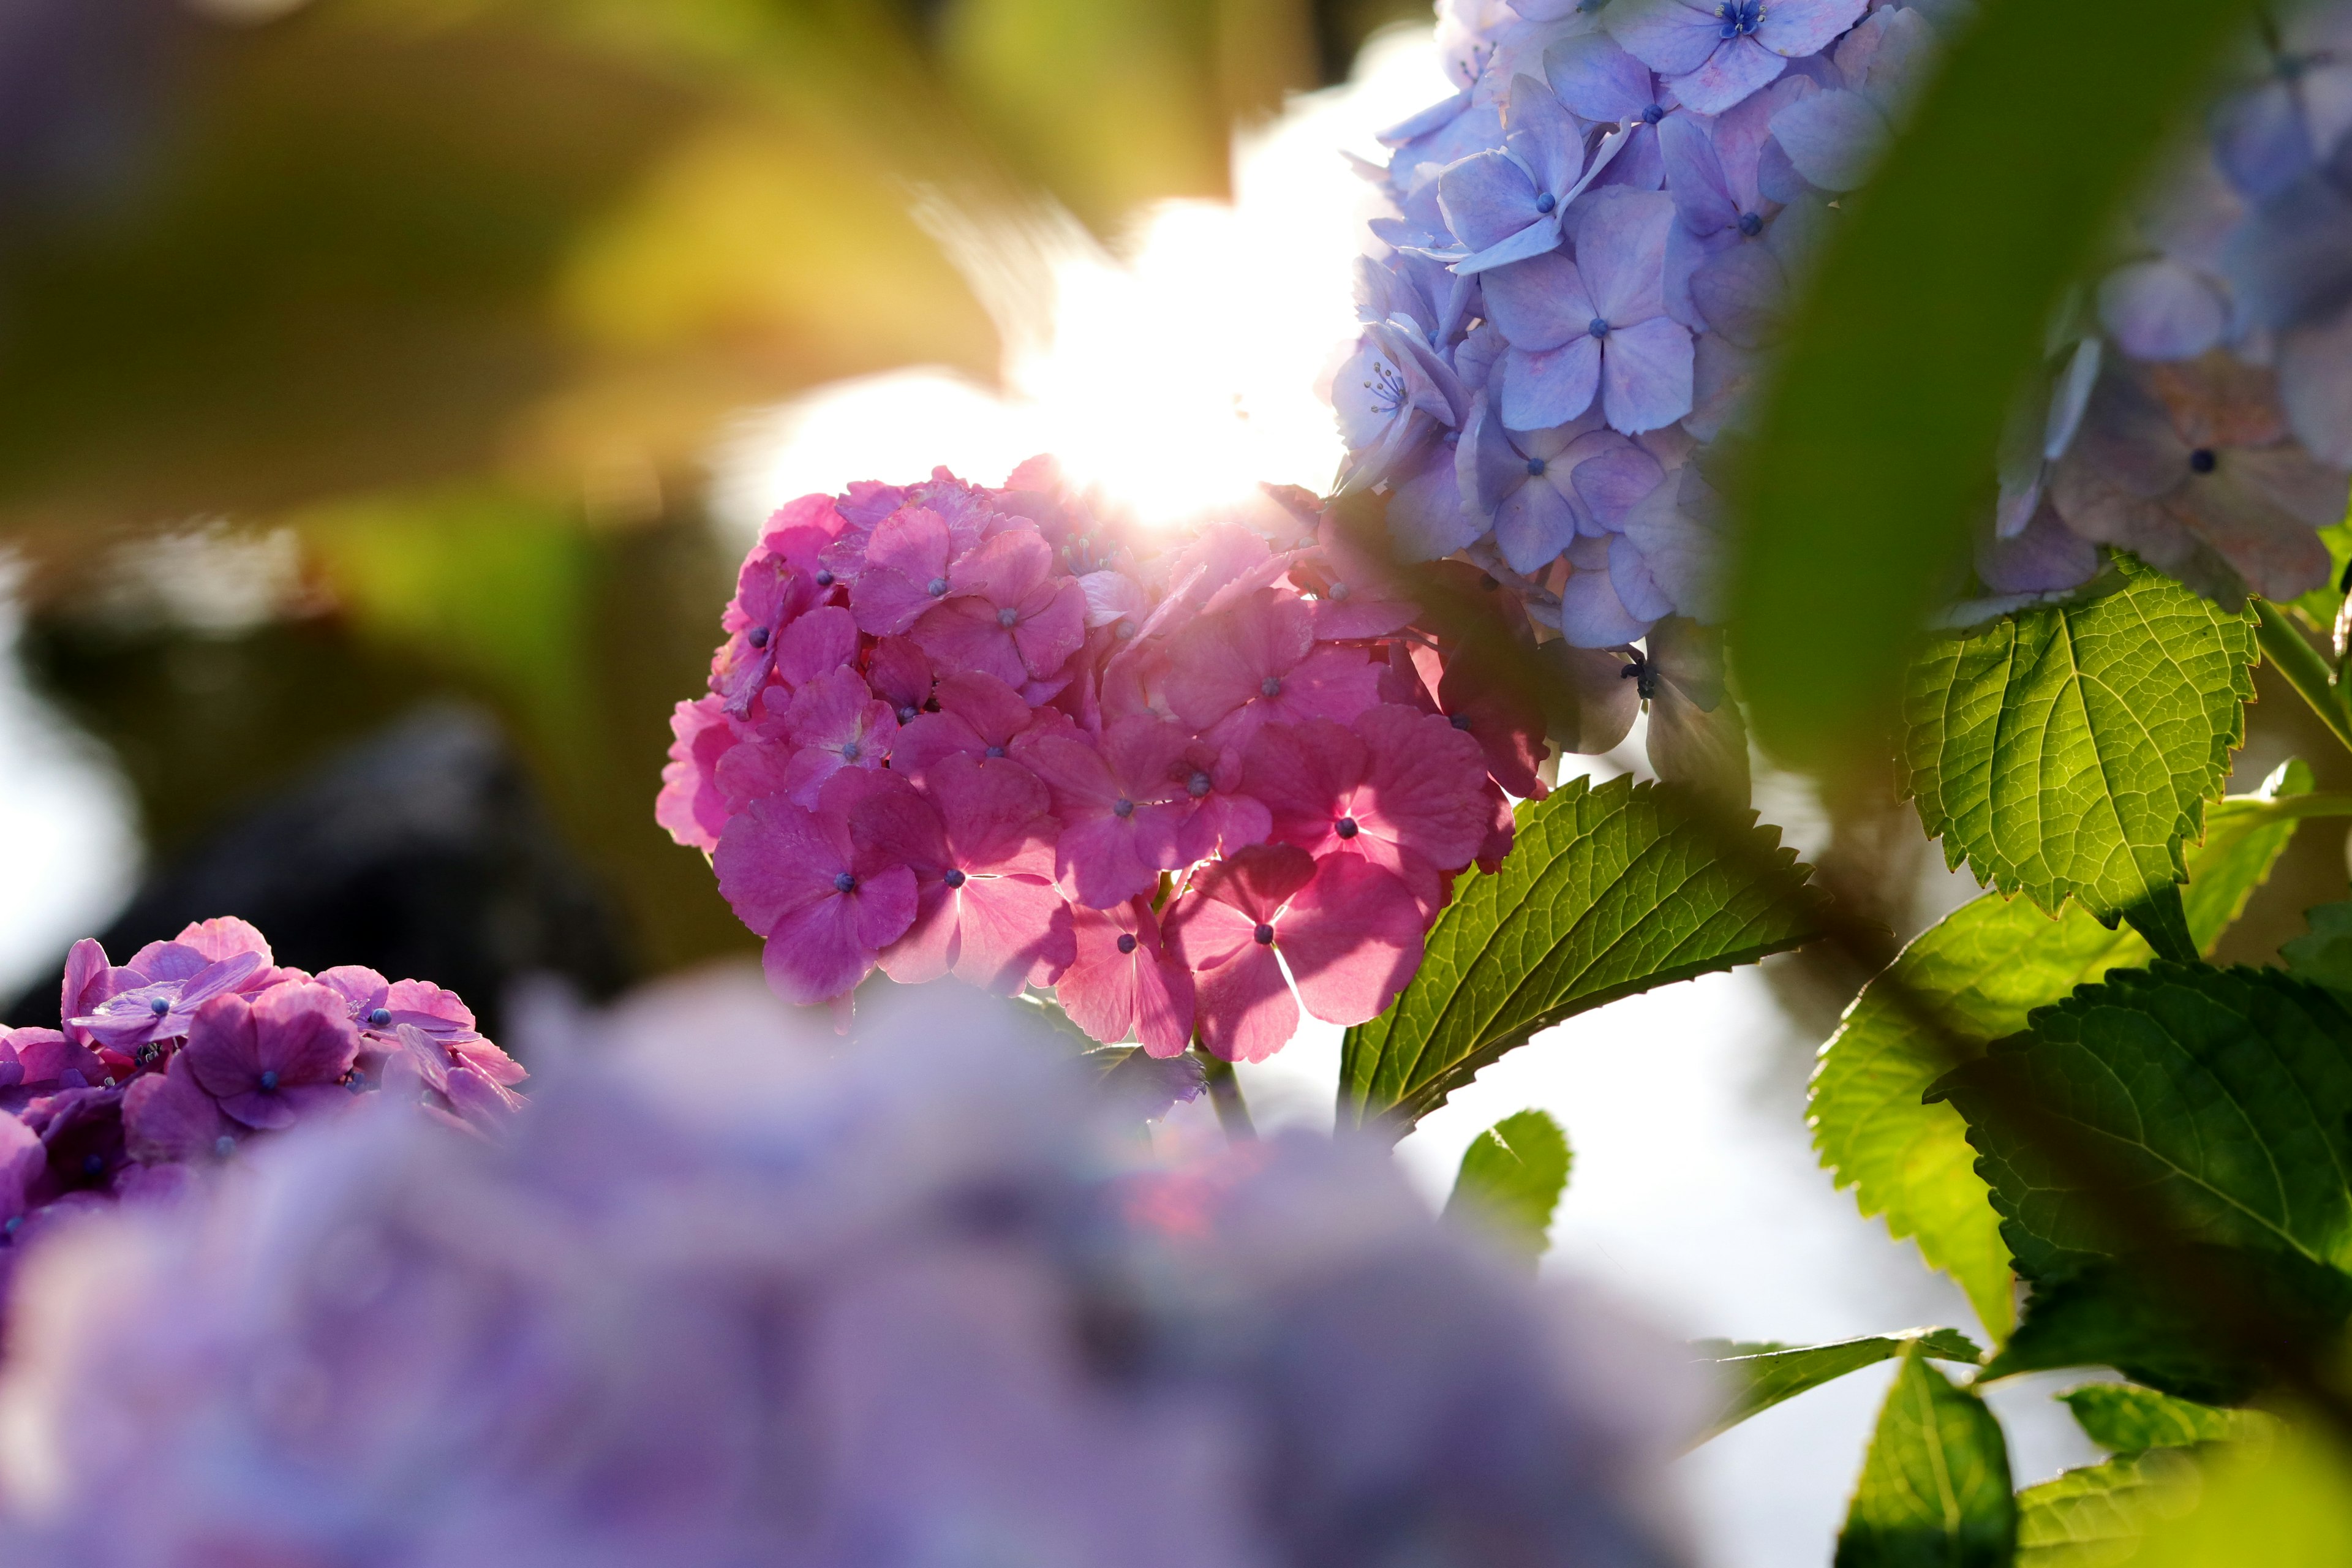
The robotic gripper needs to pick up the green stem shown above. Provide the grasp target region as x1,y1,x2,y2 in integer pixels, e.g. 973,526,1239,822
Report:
2212,790,2352,823
2255,599,2352,756
1195,1051,1256,1142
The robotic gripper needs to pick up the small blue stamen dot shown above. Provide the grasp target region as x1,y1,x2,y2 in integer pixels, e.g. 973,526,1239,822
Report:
1113,797,1136,818
215,1136,236,1158
997,606,1019,628
1336,817,1360,840
1535,192,1556,214
1642,104,1666,124
1117,933,1139,955
369,1008,392,1028
986,744,1006,758
834,872,858,894
1260,676,1284,699
2189,447,2218,473
1187,771,1212,799
1527,457,1547,477
943,869,967,889
258,1070,278,1093
149,997,172,1016
1253,922,1276,946
839,740,862,763
1450,712,1474,731
1329,581,1351,601
927,576,949,597
1588,317,1611,339
1738,211,1763,236
747,625,769,649
815,568,835,588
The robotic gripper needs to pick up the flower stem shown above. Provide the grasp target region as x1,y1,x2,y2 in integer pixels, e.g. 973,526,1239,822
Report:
1195,1052,1256,1142
2254,600,2352,757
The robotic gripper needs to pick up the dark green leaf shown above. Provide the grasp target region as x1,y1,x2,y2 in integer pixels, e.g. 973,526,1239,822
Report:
1834,1347,2016,1568
1692,1329,1983,1442
1926,964,2352,1281
2015,1449,2204,1567
1443,1109,1571,1259
2282,895,2352,998
2060,1384,2278,1455
1982,1253,2352,1406
1811,764,2320,1342
1337,775,1821,1132
1901,557,2258,926
1729,0,2266,763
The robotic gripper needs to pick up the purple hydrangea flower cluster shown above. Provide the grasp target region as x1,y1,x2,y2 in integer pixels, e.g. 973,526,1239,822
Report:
660,465,1559,1064
0,995,1695,1568
1344,0,2352,630
0,917,519,1278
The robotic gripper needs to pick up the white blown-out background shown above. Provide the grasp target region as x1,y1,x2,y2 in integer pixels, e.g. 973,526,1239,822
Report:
0,26,2108,1568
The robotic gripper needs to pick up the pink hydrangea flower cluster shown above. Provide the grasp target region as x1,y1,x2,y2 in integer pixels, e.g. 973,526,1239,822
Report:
660,461,1549,1061
0,916,521,1261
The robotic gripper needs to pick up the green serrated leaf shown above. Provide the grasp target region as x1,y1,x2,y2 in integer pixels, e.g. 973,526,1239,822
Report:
2127,1415,2352,1568
2060,1384,2278,1455
2284,518,2352,627
1835,1347,2016,1568
2282,892,2352,999
2016,1448,2204,1567
1902,556,2258,925
1928,963,2352,1281
1693,1329,1985,1443
1444,1109,1570,1259
1337,775,1822,1132
1981,1253,2352,1406
1811,766,2323,1345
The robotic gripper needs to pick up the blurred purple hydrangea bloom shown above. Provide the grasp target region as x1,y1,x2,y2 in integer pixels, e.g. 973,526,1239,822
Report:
0,985,1697,1568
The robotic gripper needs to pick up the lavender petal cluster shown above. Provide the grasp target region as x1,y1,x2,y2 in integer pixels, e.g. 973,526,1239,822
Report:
0,918,519,1289
1343,0,2352,644
0,990,1696,1568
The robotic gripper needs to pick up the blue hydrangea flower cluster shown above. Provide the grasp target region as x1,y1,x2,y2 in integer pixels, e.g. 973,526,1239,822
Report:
1342,0,2352,645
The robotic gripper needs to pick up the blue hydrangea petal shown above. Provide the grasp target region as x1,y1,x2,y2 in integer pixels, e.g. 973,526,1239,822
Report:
1482,252,1597,350
1977,501,2098,595
1558,535,1656,646
2209,82,2315,200
1545,33,1656,124
2280,304,2352,465
2095,259,2228,361
1450,215,1569,276
1599,315,1696,433
1390,435,1482,561
1687,240,1788,349
1619,465,1728,620
1754,0,1871,60
1378,89,1474,149
1571,439,1670,531
1579,189,1677,323
1505,74,1587,198
2221,171,2352,330
1436,150,1546,253
1768,88,1889,192
1608,532,1679,622
1667,34,1786,115
1605,0,1727,80
1659,113,1740,235
1494,472,1581,573
1502,338,1604,429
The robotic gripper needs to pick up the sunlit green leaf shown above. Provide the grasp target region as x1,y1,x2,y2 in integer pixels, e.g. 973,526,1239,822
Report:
1444,1109,1571,1259
2060,1384,2278,1455
1902,557,2257,927
1835,1347,2015,1568
1337,775,1821,1133
1692,1329,1983,1443
2015,1448,2204,1567
1812,762,2323,1342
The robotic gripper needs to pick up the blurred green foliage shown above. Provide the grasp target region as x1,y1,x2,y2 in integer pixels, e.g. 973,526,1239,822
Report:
0,0,1408,984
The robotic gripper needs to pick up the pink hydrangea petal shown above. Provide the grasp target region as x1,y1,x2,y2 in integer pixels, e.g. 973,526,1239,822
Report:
935,672,1035,747
123,1057,228,1163
1353,703,1493,871
1009,578,1087,680
923,753,1056,876
947,875,1075,993
1191,946,1297,1064
182,995,262,1105
911,599,1030,688
773,606,859,688
1243,718,1370,831
866,636,935,715
1163,592,1316,731
1278,857,1426,1026
714,797,852,935
249,983,361,1084
761,888,882,1006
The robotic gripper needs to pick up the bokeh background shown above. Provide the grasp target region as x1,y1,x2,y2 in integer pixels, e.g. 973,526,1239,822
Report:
1,3,2345,1563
